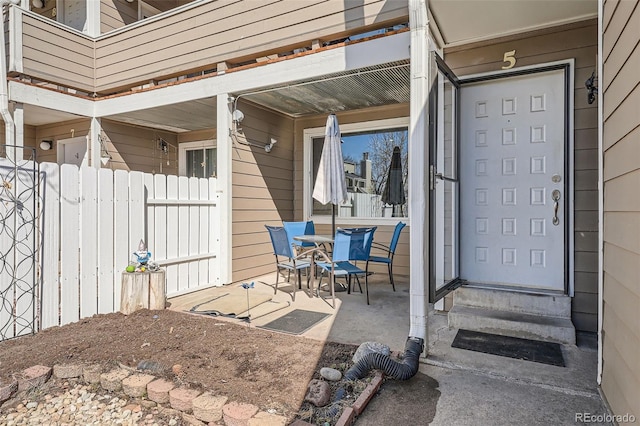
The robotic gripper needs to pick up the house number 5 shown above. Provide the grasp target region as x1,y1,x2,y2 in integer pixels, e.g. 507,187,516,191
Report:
502,50,517,69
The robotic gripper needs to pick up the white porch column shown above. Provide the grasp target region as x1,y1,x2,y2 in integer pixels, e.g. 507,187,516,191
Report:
89,117,101,168
12,102,23,148
216,94,232,285
408,0,430,343
86,0,101,37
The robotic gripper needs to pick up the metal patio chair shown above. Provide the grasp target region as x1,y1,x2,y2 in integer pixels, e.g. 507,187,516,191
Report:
265,225,312,301
315,227,377,305
283,220,316,254
368,221,406,291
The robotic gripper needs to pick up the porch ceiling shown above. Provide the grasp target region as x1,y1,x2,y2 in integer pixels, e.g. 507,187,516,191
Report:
237,60,411,118
103,98,216,133
428,0,597,47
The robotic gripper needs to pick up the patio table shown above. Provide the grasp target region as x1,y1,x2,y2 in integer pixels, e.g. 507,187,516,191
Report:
293,234,338,307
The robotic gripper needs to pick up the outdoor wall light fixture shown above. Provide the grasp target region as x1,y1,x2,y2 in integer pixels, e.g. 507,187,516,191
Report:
40,140,53,151
229,103,277,153
32,0,45,9
232,109,245,123
585,71,598,105
98,135,112,166
264,138,277,153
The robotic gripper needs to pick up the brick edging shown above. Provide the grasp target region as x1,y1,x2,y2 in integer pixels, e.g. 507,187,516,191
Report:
335,371,385,426
1,363,385,425
0,363,288,426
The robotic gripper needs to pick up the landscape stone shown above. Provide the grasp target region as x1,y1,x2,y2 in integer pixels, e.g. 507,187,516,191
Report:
0,380,18,403
100,368,131,392
169,387,201,412
319,367,342,381
222,401,259,426
304,379,330,407
147,378,175,404
53,364,84,379
17,365,52,391
192,392,227,422
82,364,103,384
122,373,155,398
352,341,390,363
248,411,289,426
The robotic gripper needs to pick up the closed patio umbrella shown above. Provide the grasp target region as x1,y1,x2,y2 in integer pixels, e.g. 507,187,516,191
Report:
313,114,347,235
381,146,406,217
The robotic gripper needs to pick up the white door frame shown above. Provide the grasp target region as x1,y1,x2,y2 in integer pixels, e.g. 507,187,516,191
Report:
457,59,575,296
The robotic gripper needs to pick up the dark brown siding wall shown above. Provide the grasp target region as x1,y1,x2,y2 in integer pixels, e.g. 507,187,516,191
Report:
601,0,640,419
443,20,599,332
231,101,295,283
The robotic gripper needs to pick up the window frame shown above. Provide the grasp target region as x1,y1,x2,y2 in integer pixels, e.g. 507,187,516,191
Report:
178,140,217,178
303,117,410,226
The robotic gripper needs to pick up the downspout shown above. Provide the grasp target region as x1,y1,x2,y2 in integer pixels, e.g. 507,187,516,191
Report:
596,0,603,386
340,0,429,383
0,0,19,159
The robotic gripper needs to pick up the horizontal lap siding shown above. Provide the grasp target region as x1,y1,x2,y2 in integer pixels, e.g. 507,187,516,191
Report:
93,0,408,94
101,120,178,174
602,0,640,420
232,101,295,283
444,20,599,332
100,0,137,33
18,13,94,92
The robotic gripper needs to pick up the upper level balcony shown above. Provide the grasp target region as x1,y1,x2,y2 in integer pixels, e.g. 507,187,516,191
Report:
7,0,409,97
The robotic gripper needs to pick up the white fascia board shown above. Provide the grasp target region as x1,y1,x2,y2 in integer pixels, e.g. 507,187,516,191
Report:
8,80,94,117
95,31,411,117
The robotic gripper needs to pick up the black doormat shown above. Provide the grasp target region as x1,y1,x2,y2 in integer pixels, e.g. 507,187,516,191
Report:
451,329,565,367
257,309,330,335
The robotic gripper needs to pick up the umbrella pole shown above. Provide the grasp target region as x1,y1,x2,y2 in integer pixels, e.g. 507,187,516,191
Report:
332,204,336,236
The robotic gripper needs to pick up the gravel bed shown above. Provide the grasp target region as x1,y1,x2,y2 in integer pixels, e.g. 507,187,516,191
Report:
1,381,183,426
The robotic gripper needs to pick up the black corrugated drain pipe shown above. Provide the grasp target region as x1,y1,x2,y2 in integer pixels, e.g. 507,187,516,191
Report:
327,337,424,417
344,337,424,381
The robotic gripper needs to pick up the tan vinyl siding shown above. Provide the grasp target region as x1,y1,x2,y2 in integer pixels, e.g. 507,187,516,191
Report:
601,0,640,420
16,12,94,92
35,119,90,163
93,0,408,94
100,0,137,33
443,20,599,332
293,103,411,277
100,120,178,174
231,101,295,283
178,129,217,145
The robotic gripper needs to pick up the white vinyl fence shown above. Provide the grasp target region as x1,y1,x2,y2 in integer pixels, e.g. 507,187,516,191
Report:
39,163,220,330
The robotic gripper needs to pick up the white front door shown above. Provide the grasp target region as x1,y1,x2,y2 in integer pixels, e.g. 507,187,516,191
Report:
459,69,566,292
58,136,87,167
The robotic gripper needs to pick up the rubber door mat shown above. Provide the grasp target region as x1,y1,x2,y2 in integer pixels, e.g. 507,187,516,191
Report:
451,329,565,367
257,309,330,335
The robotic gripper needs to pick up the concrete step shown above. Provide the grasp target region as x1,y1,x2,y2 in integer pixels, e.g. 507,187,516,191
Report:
448,305,576,345
453,286,571,318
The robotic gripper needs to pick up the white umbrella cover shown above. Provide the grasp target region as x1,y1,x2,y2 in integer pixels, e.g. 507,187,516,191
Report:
313,114,347,234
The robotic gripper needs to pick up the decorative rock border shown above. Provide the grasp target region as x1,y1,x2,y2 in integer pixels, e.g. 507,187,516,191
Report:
0,363,385,425
0,363,288,426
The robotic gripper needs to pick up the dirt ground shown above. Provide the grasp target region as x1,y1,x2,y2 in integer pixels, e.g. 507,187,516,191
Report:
0,309,359,422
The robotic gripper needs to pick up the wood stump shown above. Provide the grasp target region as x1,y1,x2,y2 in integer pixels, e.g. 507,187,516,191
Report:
120,270,166,314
